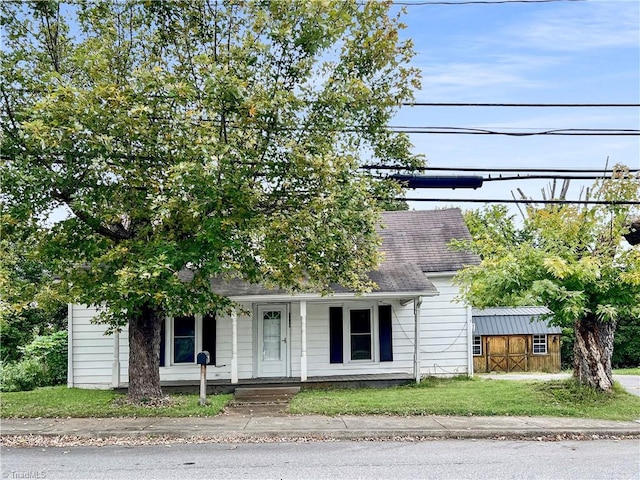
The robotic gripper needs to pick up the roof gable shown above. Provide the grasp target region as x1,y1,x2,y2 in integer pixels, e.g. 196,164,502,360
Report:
379,208,480,273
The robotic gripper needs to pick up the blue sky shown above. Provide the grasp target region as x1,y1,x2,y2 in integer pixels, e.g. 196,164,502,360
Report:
390,0,639,214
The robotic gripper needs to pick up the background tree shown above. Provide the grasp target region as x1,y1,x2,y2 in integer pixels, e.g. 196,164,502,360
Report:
455,165,640,391
1,0,422,401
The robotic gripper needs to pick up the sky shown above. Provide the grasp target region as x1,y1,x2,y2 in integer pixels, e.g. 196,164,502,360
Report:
388,0,639,216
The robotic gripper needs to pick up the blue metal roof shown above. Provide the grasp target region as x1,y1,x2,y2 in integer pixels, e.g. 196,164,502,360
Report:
472,307,561,335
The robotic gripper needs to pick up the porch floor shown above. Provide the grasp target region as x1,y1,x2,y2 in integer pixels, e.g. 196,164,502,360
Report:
116,373,415,394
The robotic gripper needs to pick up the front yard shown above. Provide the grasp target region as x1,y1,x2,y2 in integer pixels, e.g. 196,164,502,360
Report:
1,376,639,421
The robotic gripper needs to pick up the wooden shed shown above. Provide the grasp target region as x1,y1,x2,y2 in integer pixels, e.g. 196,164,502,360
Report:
472,307,561,373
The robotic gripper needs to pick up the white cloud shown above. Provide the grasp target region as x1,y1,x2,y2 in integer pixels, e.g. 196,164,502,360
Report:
509,2,640,52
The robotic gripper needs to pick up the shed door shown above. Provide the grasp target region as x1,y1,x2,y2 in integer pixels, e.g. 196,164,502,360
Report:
487,336,508,372
257,305,288,377
508,336,527,372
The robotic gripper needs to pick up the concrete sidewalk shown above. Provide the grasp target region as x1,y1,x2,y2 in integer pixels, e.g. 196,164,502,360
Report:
1,414,639,441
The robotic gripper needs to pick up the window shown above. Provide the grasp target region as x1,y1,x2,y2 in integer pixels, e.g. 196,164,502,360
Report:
159,314,217,366
329,305,393,363
533,334,547,354
350,309,372,360
473,336,482,356
174,316,195,363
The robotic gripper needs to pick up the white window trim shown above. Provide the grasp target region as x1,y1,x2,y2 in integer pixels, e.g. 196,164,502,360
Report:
532,334,547,355
473,336,482,356
161,315,203,366
343,303,379,364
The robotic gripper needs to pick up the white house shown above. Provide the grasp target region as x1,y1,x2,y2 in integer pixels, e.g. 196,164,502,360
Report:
67,208,480,389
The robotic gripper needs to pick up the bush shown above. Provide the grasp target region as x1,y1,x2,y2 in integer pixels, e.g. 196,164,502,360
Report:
0,331,68,392
0,358,48,392
19,331,68,385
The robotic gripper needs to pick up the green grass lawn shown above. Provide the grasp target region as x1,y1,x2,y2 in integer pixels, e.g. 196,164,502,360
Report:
0,386,232,418
614,368,640,375
289,377,640,421
2,377,639,421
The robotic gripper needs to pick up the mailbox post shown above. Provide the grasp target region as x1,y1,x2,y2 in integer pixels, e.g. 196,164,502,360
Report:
197,351,210,406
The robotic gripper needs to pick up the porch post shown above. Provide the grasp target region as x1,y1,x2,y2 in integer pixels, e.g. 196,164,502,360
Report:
231,308,238,384
300,300,307,382
414,297,423,384
112,331,121,388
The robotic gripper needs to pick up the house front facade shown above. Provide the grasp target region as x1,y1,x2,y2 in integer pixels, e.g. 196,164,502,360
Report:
67,209,480,389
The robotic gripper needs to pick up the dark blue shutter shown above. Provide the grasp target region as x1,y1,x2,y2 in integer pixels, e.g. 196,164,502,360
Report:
379,305,393,362
159,318,166,367
329,307,343,364
202,313,216,365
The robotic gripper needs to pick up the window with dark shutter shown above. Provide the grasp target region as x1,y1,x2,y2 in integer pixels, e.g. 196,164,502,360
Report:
329,306,343,364
378,305,393,362
202,313,216,365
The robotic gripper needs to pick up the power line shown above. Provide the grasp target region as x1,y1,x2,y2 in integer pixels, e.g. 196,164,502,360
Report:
386,127,639,136
401,102,640,107
481,175,624,182
362,166,640,174
388,0,585,5
395,198,640,205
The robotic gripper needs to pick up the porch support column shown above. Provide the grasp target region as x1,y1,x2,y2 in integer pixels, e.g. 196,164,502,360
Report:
231,308,238,384
300,300,307,382
413,296,423,384
112,331,121,388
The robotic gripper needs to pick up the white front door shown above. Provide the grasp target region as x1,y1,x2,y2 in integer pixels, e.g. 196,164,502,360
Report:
257,305,288,377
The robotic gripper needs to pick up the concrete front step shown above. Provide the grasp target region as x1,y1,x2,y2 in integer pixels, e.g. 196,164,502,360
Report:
234,386,300,404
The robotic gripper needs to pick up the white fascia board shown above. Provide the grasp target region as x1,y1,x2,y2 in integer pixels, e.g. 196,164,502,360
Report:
228,290,439,303
424,271,457,278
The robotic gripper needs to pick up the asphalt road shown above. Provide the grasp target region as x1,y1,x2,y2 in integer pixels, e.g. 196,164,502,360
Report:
2,439,639,480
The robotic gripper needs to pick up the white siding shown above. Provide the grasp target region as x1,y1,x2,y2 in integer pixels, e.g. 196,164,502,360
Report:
421,276,470,376
68,304,116,389
305,300,415,377
70,277,471,388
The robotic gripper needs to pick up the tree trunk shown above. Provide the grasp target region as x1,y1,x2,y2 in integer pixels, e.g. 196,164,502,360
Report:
128,304,164,401
573,315,616,392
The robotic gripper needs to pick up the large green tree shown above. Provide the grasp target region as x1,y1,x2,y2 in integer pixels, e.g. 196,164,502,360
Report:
455,166,640,391
1,0,421,400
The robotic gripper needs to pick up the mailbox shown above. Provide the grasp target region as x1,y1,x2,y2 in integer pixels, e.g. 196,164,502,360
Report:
197,351,210,365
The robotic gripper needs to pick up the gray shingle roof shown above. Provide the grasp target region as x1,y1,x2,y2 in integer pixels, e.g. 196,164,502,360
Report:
210,208,477,297
379,208,480,273
472,307,561,335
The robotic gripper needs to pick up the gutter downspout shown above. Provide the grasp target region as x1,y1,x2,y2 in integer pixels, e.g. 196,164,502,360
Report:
112,331,121,388
300,300,307,382
231,308,238,384
467,306,473,377
67,304,74,388
414,296,423,384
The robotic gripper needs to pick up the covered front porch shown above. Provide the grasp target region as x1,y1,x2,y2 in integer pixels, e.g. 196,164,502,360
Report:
116,372,415,395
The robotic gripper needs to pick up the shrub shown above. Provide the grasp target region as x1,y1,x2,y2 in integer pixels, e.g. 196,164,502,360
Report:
0,331,68,392
0,358,48,392
19,331,68,385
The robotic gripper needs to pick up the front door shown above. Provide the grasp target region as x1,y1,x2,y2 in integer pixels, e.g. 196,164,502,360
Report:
257,305,288,377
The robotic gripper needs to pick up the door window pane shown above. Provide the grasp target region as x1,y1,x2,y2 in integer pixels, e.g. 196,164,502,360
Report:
262,310,281,361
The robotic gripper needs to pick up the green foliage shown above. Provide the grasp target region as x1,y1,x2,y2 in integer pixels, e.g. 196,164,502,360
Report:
455,166,640,328
290,377,640,420
0,386,232,418
0,0,422,325
0,358,48,393
19,330,68,384
613,321,640,368
0,331,67,391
